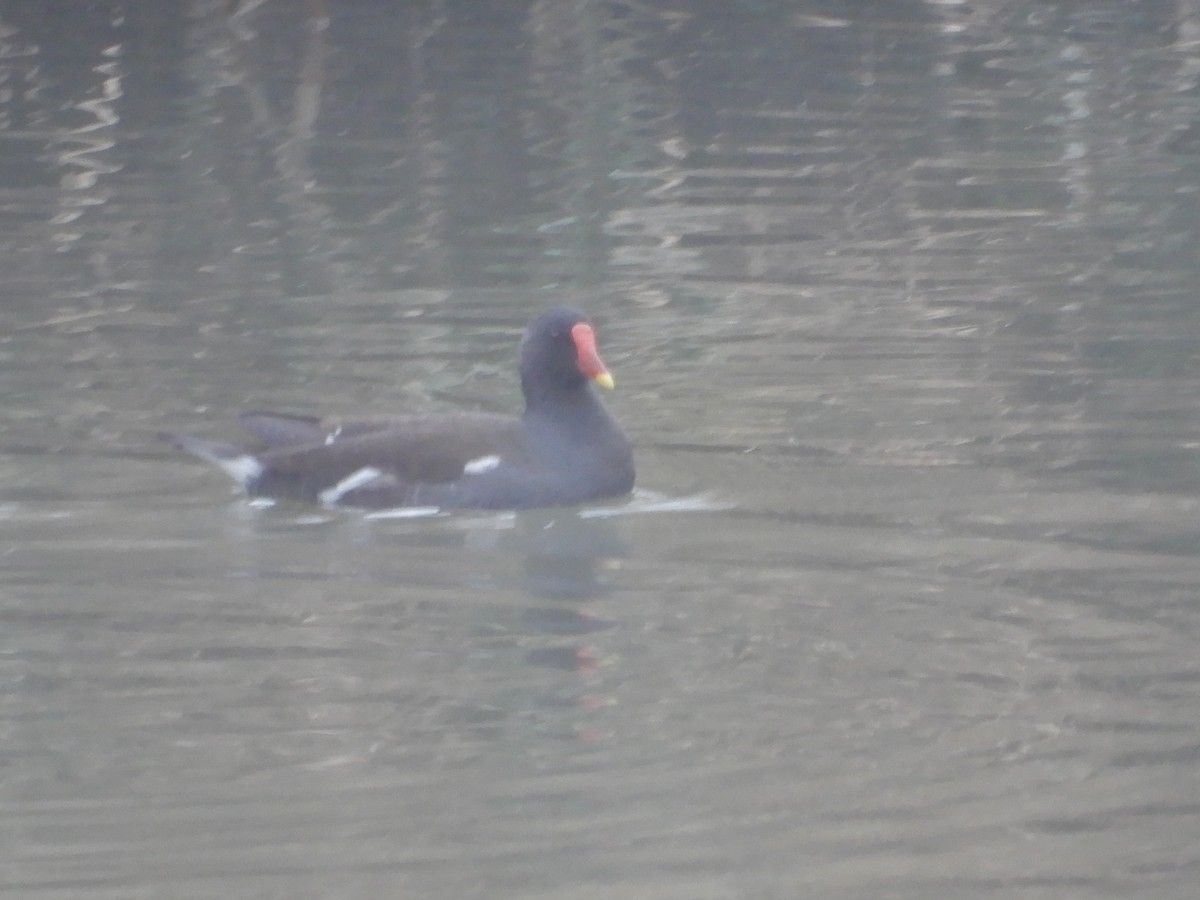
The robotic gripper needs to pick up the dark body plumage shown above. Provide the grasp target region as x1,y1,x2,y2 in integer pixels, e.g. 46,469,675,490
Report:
160,308,635,510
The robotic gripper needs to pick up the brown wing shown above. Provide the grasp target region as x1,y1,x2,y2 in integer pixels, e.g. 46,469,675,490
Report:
258,412,528,487
239,411,440,448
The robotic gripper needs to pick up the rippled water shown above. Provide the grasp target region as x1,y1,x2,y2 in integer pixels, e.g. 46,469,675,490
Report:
4,3,1200,898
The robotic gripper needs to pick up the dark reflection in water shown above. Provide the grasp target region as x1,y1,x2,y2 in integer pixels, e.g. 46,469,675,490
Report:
506,512,626,674
507,510,628,599
4,1,1200,898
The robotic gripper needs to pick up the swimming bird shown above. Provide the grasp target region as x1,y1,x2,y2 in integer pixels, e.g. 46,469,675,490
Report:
159,307,635,510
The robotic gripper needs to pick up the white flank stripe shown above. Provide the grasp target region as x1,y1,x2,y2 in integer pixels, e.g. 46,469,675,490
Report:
462,454,501,475
324,426,342,446
319,466,382,505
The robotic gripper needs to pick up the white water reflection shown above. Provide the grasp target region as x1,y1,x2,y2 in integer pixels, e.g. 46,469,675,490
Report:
579,489,734,518
362,505,445,521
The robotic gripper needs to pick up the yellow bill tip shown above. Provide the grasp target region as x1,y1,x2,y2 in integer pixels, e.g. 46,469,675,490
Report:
592,371,615,390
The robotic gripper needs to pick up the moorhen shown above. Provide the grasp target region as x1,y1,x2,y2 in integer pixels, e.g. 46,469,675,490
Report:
160,307,635,510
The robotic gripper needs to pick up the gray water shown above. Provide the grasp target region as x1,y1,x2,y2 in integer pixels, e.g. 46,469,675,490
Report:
3,2,1200,898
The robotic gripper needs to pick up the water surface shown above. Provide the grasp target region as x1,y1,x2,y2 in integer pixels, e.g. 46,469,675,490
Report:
3,3,1200,898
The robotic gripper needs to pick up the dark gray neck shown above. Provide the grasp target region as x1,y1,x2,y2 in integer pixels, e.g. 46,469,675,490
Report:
522,377,592,415
523,382,616,435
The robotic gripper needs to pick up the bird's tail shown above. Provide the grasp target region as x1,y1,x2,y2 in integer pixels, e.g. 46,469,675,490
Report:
158,432,264,488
